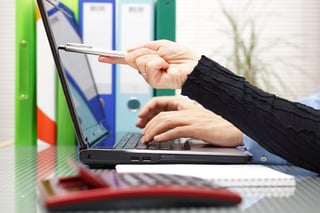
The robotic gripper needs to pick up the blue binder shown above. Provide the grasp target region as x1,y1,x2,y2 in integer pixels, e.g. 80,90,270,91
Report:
115,0,154,132
79,0,116,134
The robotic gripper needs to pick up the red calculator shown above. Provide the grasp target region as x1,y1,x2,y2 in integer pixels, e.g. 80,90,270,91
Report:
38,159,242,212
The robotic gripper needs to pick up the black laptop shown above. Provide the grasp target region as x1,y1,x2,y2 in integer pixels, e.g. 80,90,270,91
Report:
37,0,250,168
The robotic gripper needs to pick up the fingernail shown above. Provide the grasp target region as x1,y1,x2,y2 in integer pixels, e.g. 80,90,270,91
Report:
154,134,161,141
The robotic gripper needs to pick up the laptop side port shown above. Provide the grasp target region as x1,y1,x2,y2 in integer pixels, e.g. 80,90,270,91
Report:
142,156,152,162
130,156,140,162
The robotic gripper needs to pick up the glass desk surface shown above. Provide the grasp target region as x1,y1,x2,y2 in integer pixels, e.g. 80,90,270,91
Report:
1,144,319,213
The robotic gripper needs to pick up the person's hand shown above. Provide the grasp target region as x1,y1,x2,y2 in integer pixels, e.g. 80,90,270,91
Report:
98,39,201,89
136,96,244,147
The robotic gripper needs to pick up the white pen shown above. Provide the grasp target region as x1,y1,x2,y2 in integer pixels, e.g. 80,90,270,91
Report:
58,43,126,58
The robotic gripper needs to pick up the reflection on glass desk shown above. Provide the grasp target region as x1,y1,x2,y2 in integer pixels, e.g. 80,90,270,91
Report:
0,144,319,213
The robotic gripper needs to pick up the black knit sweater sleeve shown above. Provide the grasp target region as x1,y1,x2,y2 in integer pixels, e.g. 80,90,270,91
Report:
181,56,320,173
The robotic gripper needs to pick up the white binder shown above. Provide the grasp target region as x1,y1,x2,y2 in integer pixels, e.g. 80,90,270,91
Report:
36,4,56,145
115,0,154,132
79,0,116,133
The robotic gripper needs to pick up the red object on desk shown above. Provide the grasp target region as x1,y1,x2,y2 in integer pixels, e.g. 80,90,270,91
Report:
37,159,242,212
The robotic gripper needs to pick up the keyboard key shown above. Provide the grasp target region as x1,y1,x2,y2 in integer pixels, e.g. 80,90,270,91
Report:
115,133,191,151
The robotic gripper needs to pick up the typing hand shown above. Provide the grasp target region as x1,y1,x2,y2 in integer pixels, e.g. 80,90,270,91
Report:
136,96,243,147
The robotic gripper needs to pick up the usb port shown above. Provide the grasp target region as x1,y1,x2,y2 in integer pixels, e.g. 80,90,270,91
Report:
130,156,140,162
142,156,152,162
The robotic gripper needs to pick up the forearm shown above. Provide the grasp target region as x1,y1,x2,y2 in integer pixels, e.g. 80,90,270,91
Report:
181,56,320,173
242,92,320,165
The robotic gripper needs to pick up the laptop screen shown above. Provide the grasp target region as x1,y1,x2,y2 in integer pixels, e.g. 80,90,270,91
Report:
38,0,111,147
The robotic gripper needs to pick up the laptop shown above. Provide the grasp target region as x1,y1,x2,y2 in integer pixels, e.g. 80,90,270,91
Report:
37,0,250,168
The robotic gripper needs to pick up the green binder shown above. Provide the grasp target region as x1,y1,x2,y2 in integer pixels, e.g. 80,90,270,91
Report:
154,0,176,96
56,76,76,146
15,0,37,146
62,0,79,21
55,0,78,146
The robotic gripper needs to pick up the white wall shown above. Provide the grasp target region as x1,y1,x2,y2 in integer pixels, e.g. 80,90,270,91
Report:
176,0,320,100
0,0,15,142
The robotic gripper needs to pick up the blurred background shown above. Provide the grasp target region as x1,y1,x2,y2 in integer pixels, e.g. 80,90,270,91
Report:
1,0,320,143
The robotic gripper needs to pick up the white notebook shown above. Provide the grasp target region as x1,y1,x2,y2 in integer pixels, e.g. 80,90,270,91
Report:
116,164,296,187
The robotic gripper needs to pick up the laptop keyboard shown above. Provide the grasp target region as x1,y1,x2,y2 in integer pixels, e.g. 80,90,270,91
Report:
114,133,190,150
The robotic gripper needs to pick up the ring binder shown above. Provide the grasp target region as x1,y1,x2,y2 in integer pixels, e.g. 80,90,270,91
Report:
115,0,155,132
15,0,37,145
79,0,117,134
